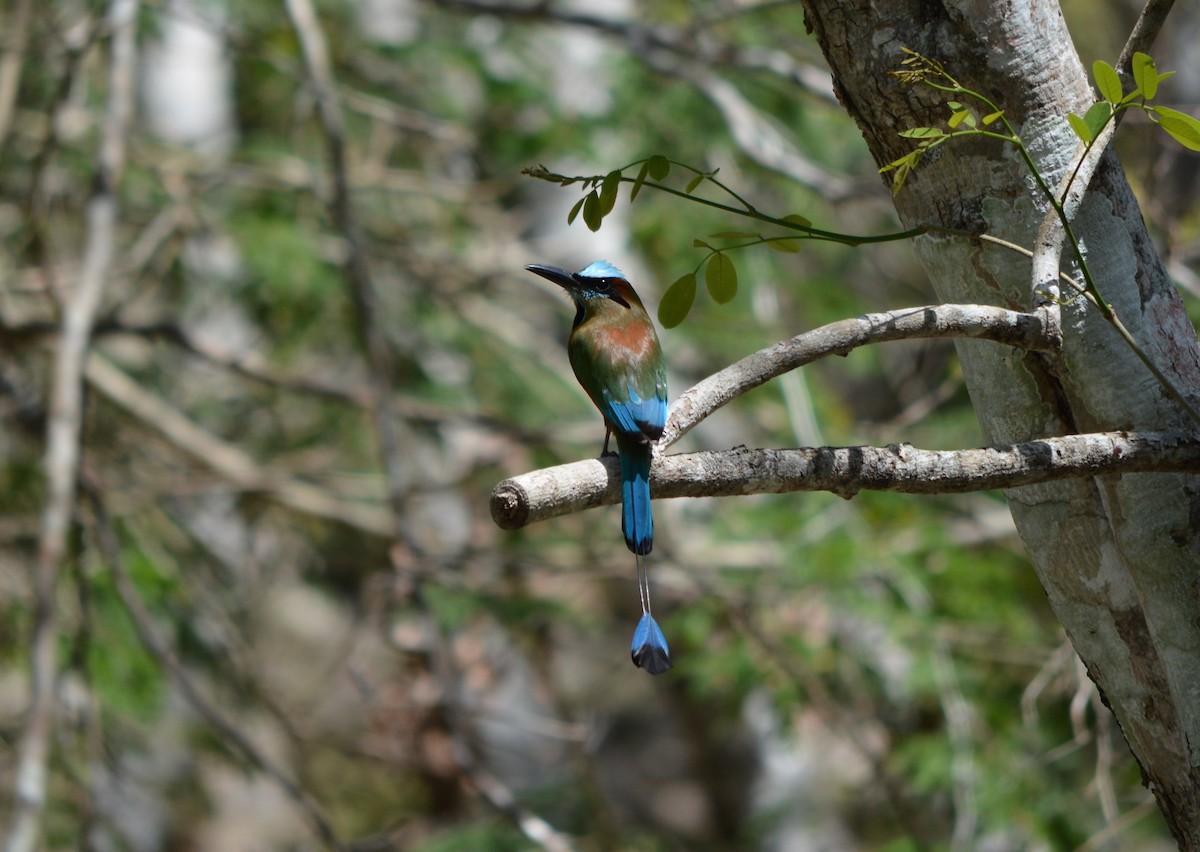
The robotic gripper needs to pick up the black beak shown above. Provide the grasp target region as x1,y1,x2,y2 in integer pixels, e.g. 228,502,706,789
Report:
525,263,578,290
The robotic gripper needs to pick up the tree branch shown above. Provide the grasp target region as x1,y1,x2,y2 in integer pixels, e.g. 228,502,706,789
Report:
1028,0,1198,426
285,4,578,848
492,430,1200,531
6,3,137,849
657,58,853,199
492,303,1075,530
662,302,1059,447
1115,0,1176,78
1032,0,1178,299
433,0,836,102
79,477,345,851
83,352,396,536
284,0,410,524
0,0,33,153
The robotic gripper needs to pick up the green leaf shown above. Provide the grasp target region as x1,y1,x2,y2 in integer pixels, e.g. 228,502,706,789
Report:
684,173,704,194
1152,106,1200,151
1067,112,1092,143
567,195,587,225
582,191,602,232
781,213,812,229
647,155,670,180
879,151,918,195
658,273,696,328
981,110,1003,126
705,253,738,304
1093,59,1123,103
1131,52,1156,100
708,231,760,240
598,170,621,216
899,126,944,139
767,237,802,253
1083,100,1113,139
630,161,650,201
947,109,975,129
692,238,713,249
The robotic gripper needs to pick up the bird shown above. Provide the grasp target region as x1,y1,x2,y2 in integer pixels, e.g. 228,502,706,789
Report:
525,260,672,675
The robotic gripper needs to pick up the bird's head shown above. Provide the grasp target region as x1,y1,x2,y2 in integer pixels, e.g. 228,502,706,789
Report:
525,261,645,320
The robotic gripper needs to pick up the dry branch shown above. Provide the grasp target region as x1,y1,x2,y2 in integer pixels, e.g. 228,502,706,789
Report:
80,479,345,850
285,4,578,849
285,0,410,523
7,3,138,849
83,353,395,536
0,0,32,151
493,430,1200,530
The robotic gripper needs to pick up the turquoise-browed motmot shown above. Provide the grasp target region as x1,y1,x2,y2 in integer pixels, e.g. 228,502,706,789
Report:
526,260,672,675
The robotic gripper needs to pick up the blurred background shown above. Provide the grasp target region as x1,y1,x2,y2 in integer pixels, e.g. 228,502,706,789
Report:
1,0,1198,848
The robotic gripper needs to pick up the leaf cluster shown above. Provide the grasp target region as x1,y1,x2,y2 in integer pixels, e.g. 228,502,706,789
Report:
526,160,910,328
880,102,1007,196
883,50,1200,199
1067,53,1200,151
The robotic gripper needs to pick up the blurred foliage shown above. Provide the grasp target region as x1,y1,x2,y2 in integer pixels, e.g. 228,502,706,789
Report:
1,0,1197,849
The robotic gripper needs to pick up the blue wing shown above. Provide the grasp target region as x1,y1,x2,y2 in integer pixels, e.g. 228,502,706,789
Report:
602,380,666,442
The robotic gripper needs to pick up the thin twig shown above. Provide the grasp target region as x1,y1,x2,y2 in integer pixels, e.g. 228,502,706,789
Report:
1020,639,1075,728
284,3,577,848
0,0,33,152
79,476,345,851
662,59,853,199
1077,797,1158,852
83,352,395,536
434,0,836,105
1114,0,1176,79
284,0,410,522
6,3,138,850
696,571,930,844
415,564,579,852
1,315,374,406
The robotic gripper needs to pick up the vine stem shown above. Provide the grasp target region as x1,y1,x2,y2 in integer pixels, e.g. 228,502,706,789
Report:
617,175,929,245
921,71,1200,428
926,78,1116,314
969,232,1200,427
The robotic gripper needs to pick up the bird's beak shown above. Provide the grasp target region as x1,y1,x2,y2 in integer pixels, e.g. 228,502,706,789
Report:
525,263,577,290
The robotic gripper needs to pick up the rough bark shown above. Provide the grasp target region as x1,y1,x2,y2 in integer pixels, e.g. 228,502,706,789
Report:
492,431,1200,528
798,0,1200,845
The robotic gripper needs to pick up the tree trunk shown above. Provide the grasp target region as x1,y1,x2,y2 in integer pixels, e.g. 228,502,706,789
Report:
798,0,1200,845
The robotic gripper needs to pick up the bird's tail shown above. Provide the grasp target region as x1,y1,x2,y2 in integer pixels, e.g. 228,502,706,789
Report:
616,436,653,555
630,552,671,674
